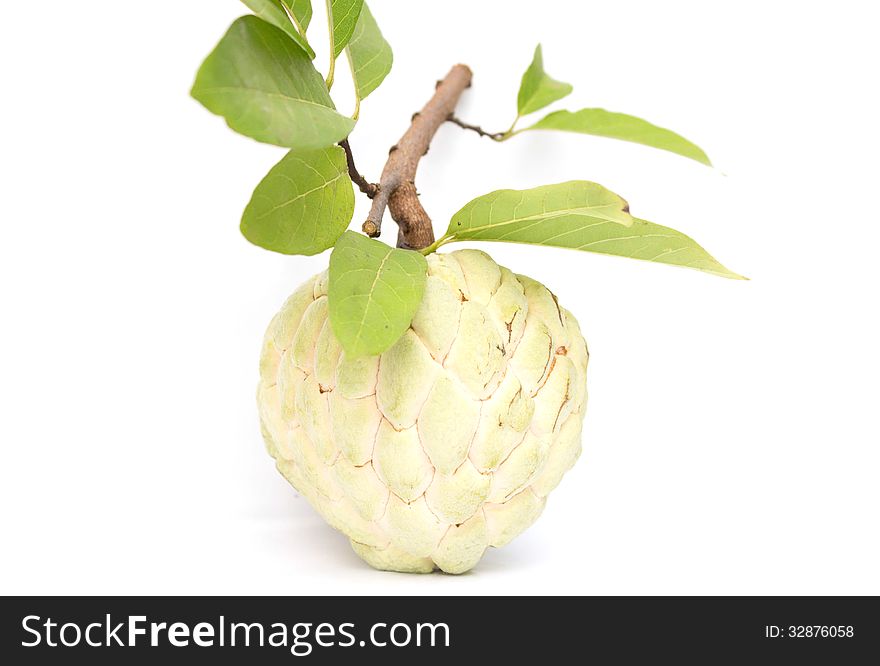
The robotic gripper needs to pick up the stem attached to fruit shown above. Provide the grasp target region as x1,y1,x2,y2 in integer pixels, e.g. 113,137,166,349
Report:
361,64,473,250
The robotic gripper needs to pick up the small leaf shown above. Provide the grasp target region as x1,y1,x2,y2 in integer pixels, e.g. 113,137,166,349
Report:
328,0,365,57
516,45,573,117
443,182,743,279
524,108,711,165
191,16,355,149
240,0,314,57
282,0,312,31
241,146,354,255
329,232,428,357
346,3,393,101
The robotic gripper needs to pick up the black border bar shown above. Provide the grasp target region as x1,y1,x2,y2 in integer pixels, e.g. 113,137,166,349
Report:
2,596,877,663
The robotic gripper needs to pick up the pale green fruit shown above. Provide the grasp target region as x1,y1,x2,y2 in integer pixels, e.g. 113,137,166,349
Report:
258,249,588,573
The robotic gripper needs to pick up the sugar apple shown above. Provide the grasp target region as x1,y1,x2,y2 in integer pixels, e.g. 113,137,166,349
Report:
257,249,588,573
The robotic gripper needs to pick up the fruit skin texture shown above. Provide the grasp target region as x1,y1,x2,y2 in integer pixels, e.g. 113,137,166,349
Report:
258,249,588,573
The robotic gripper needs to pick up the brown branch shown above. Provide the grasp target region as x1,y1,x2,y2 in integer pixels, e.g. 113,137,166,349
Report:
446,115,504,140
363,64,473,249
339,139,378,199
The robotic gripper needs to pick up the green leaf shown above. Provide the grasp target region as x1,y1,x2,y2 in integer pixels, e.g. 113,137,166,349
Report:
328,0,364,57
610,217,744,278
443,180,633,241
241,146,354,255
283,0,313,31
191,16,355,149
523,108,711,165
329,232,428,357
346,3,393,101
441,181,743,279
240,0,314,57
516,44,573,117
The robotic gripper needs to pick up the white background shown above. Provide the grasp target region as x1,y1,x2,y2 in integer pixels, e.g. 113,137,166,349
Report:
2,0,878,595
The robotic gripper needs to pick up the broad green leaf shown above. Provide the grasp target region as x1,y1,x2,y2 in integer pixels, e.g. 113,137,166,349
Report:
282,0,313,31
443,182,743,279
346,3,393,101
329,231,428,357
241,146,354,255
191,16,355,149
240,0,314,57
516,45,573,117
328,0,364,57
444,181,633,241
523,109,711,165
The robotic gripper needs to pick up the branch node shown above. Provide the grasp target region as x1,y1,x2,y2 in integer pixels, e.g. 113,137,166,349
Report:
362,220,380,237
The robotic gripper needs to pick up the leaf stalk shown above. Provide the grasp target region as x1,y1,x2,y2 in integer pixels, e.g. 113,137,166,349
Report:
324,0,336,88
